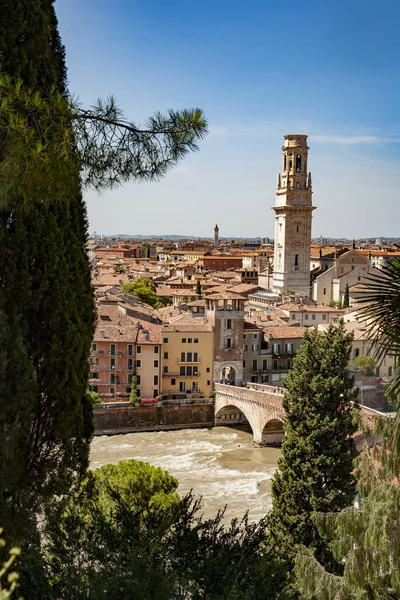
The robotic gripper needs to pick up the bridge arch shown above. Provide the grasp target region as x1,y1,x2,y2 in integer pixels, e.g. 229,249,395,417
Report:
215,404,251,429
217,363,239,385
215,402,261,438
214,383,285,446
260,417,284,446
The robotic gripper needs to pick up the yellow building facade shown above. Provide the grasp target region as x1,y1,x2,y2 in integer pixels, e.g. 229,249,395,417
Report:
161,323,214,399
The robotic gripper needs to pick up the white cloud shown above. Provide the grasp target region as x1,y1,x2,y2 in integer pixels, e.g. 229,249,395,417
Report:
209,120,400,147
312,134,400,145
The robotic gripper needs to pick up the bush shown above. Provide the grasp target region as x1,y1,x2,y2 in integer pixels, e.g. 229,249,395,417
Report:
349,355,376,376
87,390,101,404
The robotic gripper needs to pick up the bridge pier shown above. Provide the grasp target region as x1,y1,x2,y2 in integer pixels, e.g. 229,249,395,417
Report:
254,431,284,447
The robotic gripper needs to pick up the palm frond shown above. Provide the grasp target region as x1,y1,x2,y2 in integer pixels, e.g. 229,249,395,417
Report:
357,259,400,355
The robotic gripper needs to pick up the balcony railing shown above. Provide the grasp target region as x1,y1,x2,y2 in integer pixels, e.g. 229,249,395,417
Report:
89,379,132,386
91,351,135,357
94,365,135,371
177,358,200,364
163,372,200,378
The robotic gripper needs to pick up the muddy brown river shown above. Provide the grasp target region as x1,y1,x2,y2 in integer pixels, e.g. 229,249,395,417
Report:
90,427,281,522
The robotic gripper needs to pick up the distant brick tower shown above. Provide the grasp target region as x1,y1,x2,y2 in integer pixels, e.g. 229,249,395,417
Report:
272,134,315,297
214,224,219,248
206,293,244,385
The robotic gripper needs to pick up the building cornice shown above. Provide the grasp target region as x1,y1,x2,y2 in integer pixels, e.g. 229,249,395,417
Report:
272,205,316,213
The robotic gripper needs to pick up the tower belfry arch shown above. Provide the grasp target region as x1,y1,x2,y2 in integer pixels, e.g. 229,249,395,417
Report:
272,135,315,297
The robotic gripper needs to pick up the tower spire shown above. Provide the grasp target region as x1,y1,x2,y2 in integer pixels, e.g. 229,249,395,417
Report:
213,224,219,249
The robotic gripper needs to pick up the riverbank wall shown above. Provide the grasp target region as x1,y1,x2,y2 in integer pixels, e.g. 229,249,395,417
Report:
93,400,215,436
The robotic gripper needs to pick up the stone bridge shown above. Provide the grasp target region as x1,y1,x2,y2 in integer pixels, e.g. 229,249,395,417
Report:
214,382,285,446
215,383,385,447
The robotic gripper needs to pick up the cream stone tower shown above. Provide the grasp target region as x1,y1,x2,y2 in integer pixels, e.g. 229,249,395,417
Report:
272,134,315,297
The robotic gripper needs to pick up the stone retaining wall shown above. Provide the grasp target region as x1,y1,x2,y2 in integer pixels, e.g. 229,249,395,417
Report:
93,402,215,435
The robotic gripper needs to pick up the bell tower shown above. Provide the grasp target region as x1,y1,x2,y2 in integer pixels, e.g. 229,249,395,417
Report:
214,224,219,248
272,134,315,297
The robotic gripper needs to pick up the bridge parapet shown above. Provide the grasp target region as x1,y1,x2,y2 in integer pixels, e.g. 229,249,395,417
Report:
243,382,285,397
215,383,284,410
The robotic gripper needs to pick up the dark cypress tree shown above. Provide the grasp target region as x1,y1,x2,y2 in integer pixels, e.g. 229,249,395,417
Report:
0,0,95,541
268,323,359,573
195,279,202,296
343,283,350,309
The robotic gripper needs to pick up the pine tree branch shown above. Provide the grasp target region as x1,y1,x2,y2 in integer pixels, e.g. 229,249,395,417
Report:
0,74,208,207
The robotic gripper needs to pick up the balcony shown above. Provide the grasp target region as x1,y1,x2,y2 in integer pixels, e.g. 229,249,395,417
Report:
90,378,132,386
99,365,135,371
177,358,200,364
91,351,135,357
163,372,200,378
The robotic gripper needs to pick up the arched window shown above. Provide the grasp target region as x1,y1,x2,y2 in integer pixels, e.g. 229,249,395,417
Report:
295,254,299,267
283,155,287,171
296,154,301,172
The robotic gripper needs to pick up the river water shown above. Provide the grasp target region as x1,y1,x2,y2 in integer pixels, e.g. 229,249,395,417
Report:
90,427,281,523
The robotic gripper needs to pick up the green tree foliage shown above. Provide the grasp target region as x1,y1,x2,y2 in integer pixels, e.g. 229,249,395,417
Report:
122,278,170,308
129,374,139,405
25,460,283,600
348,355,376,376
0,529,21,600
268,323,359,575
93,460,179,514
0,75,207,209
0,0,95,542
195,279,202,296
296,467,400,599
295,260,400,599
343,283,350,309
0,0,206,545
87,390,101,404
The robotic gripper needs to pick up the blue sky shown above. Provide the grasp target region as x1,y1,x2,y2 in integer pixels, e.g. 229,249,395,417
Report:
56,0,400,239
